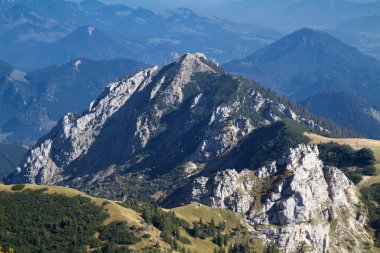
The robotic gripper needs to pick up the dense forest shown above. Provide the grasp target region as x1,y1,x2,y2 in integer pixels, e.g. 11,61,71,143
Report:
318,142,376,184
0,144,26,179
300,91,380,139
0,186,147,253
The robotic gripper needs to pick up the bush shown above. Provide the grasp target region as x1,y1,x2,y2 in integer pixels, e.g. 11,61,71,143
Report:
122,199,189,247
360,166,377,176
355,148,376,166
142,234,151,239
318,142,376,184
89,238,103,248
10,184,25,191
178,236,191,245
345,172,363,184
99,222,141,245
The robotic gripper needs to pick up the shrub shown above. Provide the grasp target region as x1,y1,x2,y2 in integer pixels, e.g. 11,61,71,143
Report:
360,166,377,176
178,236,191,245
318,143,376,184
99,221,141,245
355,148,376,166
360,184,380,246
10,184,25,191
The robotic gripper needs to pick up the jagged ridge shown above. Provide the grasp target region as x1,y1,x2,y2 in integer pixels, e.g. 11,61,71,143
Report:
9,53,327,195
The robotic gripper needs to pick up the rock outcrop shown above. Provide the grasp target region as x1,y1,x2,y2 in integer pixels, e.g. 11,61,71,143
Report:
189,144,373,253
9,53,327,187
13,66,159,184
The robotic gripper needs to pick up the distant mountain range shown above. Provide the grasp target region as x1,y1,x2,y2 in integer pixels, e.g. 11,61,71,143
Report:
0,57,147,143
225,28,380,139
332,14,380,59
145,0,380,61
300,91,380,140
0,0,280,70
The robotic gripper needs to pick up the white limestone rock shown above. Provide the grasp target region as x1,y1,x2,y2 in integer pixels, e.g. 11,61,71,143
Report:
189,144,373,253
190,169,255,214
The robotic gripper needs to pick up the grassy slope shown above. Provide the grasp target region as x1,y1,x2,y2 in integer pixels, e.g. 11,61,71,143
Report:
172,203,264,253
0,184,257,253
305,132,380,186
0,184,171,251
172,203,242,253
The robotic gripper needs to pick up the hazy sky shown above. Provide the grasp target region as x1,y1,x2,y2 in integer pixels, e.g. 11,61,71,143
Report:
102,0,378,5
99,0,379,32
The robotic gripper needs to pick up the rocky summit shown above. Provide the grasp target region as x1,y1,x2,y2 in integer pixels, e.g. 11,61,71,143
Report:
6,53,375,252
9,53,326,190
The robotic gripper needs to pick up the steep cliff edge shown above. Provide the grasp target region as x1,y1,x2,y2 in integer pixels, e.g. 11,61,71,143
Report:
187,144,373,252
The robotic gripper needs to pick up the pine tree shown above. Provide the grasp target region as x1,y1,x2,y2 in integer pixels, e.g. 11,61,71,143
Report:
264,242,279,253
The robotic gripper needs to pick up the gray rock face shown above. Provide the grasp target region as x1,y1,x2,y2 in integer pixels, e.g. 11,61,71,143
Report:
190,169,255,213
189,144,372,253
10,53,327,186
13,66,159,184
193,106,254,162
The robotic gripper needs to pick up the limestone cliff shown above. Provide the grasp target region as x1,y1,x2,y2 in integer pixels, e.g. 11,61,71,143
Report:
188,144,373,252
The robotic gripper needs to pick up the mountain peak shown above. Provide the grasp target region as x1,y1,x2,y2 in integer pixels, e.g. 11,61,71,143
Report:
176,52,208,64
9,52,330,185
249,27,344,60
290,27,323,42
174,52,216,81
228,28,378,72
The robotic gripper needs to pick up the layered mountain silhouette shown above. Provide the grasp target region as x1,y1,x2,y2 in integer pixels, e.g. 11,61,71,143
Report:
0,0,279,70
300,91,380,140
225,28,380,138
24,26,137,68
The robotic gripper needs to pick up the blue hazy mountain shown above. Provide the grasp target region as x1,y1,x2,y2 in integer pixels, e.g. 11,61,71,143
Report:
225,28,380,104
0,57,147,143
332,15,380,59
0,0,280,70
300,91,380,139
152,0,380,61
